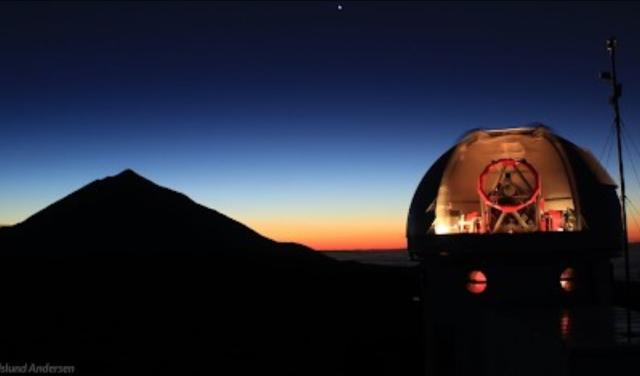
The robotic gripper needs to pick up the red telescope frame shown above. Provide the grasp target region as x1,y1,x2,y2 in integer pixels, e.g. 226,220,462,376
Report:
477,158,541,213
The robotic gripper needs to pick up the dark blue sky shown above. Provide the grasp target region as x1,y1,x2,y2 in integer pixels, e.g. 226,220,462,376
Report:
2,1,640,248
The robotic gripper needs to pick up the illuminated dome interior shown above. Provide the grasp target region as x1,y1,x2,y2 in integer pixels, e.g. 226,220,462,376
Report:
407,126,618,239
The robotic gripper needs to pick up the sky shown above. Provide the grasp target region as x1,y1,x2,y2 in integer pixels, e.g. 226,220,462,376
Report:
2,1,640,249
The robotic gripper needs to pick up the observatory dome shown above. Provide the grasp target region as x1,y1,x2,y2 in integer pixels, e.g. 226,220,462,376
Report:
407,126,621,258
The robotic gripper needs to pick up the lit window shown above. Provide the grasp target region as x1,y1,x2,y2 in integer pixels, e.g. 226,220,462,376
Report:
467,270,487,294
560,267,576,292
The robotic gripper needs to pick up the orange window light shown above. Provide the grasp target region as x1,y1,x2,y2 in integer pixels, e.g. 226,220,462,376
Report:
560,267,576,292
467,270,487,294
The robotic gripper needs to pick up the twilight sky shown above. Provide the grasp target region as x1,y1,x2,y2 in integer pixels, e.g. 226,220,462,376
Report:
2,1,640,249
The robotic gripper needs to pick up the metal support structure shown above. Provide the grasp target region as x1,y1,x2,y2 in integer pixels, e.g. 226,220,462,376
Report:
602,36,632,340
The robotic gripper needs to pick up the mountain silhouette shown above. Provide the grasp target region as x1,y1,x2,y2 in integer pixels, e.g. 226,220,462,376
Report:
0,169,421,375
0,169,323,262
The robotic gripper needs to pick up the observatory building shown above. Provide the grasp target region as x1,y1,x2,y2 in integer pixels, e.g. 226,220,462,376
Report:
407,126,631,375
408,125,621,304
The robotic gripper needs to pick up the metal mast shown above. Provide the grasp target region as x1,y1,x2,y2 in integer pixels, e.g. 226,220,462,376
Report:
601,36,631,340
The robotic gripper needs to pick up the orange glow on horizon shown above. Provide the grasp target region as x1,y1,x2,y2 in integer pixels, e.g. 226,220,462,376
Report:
245,212,640,251
628,218,640,243
245,215,406,250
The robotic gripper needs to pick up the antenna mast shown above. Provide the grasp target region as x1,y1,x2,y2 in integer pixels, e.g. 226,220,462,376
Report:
601,36,631,340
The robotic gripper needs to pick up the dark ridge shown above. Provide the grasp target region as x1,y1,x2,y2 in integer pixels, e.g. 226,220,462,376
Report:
115,168,143,178
2,169,322,261
0,169,421,374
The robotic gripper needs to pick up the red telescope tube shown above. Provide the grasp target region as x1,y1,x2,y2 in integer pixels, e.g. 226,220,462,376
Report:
477,158,540,213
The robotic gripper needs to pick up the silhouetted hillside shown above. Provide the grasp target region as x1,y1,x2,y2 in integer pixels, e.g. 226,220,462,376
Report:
0,169,323,262
0,169,421,375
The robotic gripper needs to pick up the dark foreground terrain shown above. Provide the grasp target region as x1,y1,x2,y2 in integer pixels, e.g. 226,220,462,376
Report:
0,251,422,375
0,171,422,375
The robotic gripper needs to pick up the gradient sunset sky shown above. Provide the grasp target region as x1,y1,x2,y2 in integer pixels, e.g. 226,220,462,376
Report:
2,2,640,249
